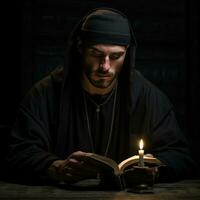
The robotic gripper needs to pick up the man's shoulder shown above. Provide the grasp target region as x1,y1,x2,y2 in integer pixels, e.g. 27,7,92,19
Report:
35,65,64,89
134,70,168,95
132,70,173,108
23,66,64,103
30,66,64,93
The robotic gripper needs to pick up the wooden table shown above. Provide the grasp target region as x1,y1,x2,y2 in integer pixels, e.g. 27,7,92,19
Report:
0,179,200,200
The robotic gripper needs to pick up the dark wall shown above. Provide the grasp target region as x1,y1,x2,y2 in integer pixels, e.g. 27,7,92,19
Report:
1,0,199,169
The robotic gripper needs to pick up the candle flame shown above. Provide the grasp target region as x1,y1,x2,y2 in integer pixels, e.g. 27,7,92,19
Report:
139,139,144,150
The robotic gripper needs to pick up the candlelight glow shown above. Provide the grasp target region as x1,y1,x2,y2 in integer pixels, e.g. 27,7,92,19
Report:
139,139,144,150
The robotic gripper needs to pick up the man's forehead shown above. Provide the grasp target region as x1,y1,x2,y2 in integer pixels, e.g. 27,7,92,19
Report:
88,44,127,52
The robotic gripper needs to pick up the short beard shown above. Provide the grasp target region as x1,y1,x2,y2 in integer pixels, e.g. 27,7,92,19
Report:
87,76,116,88
84,67,116,88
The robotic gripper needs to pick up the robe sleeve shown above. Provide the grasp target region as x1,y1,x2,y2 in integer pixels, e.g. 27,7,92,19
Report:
148,89,197,182
5,76,60,183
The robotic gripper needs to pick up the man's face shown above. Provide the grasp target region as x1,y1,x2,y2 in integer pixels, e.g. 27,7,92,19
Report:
81,44,127,88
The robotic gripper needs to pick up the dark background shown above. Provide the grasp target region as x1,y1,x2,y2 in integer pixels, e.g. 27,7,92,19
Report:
1,0,199,175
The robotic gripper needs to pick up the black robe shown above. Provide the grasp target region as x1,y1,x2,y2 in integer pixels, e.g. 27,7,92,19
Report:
5,66,195,183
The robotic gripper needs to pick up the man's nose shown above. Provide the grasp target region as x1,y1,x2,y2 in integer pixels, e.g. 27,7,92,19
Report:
100,56,111,71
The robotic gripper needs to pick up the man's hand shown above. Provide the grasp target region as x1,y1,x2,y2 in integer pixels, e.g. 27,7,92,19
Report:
47,151,99,184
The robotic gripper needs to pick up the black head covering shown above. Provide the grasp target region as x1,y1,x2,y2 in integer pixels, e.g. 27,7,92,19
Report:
56,8,138,158
80,9,131,45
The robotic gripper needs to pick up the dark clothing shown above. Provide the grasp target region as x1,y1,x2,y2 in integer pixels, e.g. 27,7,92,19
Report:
5,8,196,184
5,66,195,183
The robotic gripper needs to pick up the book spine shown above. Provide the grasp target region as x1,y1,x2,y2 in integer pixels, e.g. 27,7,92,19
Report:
118,174,126,190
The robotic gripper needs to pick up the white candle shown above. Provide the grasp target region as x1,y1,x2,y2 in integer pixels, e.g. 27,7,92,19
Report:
138,139,144,167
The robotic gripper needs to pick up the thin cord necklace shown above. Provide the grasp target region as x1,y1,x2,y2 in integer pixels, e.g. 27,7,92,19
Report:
83,82,118,155
84,85,116,113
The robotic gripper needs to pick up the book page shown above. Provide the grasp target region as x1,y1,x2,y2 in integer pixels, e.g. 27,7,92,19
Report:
118,155,162,172
118,155,139,171
83,153,120,175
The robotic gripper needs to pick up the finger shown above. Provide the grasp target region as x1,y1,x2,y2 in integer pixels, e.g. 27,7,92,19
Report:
63,167,97,183
63,159,101,180
61,158,81,173
63,172,81,184
68,159,100,174
64,164,98,178
69,151,86,161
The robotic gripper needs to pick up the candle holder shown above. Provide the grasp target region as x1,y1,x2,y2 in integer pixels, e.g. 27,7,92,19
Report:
123,165,158,193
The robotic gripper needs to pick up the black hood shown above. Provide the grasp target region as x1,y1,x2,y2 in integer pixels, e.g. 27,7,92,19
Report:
55,8,137,158
63,7,137,105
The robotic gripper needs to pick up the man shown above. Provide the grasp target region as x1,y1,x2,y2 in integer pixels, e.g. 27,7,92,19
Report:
5,8,195,185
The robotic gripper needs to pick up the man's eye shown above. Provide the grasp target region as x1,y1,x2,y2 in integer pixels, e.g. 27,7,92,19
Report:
110,54,121,60
89,51,102,57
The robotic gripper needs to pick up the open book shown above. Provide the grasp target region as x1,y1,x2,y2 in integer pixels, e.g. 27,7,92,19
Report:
77,152,164,190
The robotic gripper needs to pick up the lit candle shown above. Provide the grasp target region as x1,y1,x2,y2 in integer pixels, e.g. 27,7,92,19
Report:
138,139,144,167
